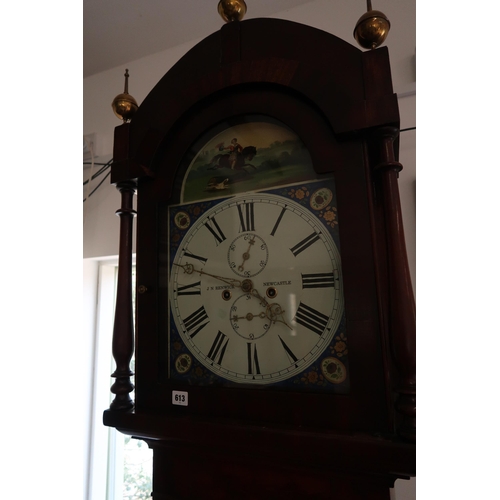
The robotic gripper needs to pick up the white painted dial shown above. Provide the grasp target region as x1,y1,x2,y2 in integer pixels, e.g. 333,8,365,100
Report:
169,192,343,384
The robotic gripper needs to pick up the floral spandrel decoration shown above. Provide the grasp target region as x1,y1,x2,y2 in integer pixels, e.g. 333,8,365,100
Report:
172,339,230,383
318,206,338,229
288,186,310,201
299,368,326,387
293,331,348,387
332,332,348,358
170,201,213,251
287,185,338,229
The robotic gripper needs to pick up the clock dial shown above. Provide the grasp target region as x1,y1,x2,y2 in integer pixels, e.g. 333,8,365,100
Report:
169,184,345,385
227,232,269,278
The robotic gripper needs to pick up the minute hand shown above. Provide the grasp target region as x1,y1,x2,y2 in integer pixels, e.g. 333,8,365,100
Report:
174,263,243,288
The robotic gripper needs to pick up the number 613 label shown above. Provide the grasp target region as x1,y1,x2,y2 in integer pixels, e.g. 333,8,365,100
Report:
172,390,188,406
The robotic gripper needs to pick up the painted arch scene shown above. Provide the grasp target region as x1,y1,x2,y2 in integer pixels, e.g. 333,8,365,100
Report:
181,116,318,203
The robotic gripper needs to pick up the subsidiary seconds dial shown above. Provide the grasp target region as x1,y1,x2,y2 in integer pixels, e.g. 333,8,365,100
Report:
169,191,344,384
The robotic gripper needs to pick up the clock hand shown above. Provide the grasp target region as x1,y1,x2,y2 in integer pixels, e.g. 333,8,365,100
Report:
249,288,292,330
174,262,243,288
175,262,292,329
238,235,256,272
232,311,267,322
265,302,293,330
249,287,269,307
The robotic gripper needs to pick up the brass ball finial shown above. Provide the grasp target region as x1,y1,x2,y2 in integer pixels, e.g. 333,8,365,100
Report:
353,0,391,50
218,0,247,23
111,69,138,122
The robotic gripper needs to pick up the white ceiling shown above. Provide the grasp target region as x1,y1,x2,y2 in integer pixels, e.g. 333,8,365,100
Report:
83,0,315,78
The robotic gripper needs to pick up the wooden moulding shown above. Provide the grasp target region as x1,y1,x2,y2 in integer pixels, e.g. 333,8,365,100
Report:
103,408,416,478
109,180,136,411
372,126,416,441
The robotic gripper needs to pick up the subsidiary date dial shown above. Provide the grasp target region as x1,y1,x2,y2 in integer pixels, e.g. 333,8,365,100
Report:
169,191,344,384
228,233,268,278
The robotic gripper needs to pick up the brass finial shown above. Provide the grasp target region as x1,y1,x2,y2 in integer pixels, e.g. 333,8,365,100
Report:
218,0,247,23
111,69,139,122
353,0,391,50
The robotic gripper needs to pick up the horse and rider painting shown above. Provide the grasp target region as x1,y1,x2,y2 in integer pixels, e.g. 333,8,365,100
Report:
181,116,317,203
209,140,257,173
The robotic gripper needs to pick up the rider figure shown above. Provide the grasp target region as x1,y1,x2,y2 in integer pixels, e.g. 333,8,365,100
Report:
224,138,243,170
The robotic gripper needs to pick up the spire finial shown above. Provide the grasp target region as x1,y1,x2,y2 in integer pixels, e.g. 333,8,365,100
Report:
124,69,130,94
111,68,138,122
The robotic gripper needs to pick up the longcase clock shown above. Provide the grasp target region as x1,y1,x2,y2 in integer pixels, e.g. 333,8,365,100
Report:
104,11,415,500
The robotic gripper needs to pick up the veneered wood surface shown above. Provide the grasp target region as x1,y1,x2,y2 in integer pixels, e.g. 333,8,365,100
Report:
106,17,415,499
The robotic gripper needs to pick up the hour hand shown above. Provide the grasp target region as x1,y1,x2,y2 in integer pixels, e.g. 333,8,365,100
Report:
175,262,195,275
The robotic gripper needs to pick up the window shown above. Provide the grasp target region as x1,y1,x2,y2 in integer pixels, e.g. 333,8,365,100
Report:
86,260,152,500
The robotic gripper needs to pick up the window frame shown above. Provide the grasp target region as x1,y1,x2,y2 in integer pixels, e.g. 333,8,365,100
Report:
86,258,151,500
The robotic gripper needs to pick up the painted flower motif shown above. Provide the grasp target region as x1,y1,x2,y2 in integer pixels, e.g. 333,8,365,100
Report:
192,206,201,216
334,341,347,353
288,187,309,200
323,210,336,222
195,367,204,377
331,332,348,357
318,207,338,229
172,233,180,242
295,368,326,386
173,342,182,351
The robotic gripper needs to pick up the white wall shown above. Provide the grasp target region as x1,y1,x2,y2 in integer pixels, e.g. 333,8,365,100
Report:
83,1,416,497
83,37,201,259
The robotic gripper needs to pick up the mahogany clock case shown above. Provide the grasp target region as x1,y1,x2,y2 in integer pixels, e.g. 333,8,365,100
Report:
134,95,390,430
108,19,413,441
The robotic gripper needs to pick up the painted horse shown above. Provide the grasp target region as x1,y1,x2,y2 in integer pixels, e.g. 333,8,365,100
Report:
208,146,257,173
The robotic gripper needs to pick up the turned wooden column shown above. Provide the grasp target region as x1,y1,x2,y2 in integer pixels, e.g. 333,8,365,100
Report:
373,126,416,441
109,180,136,411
